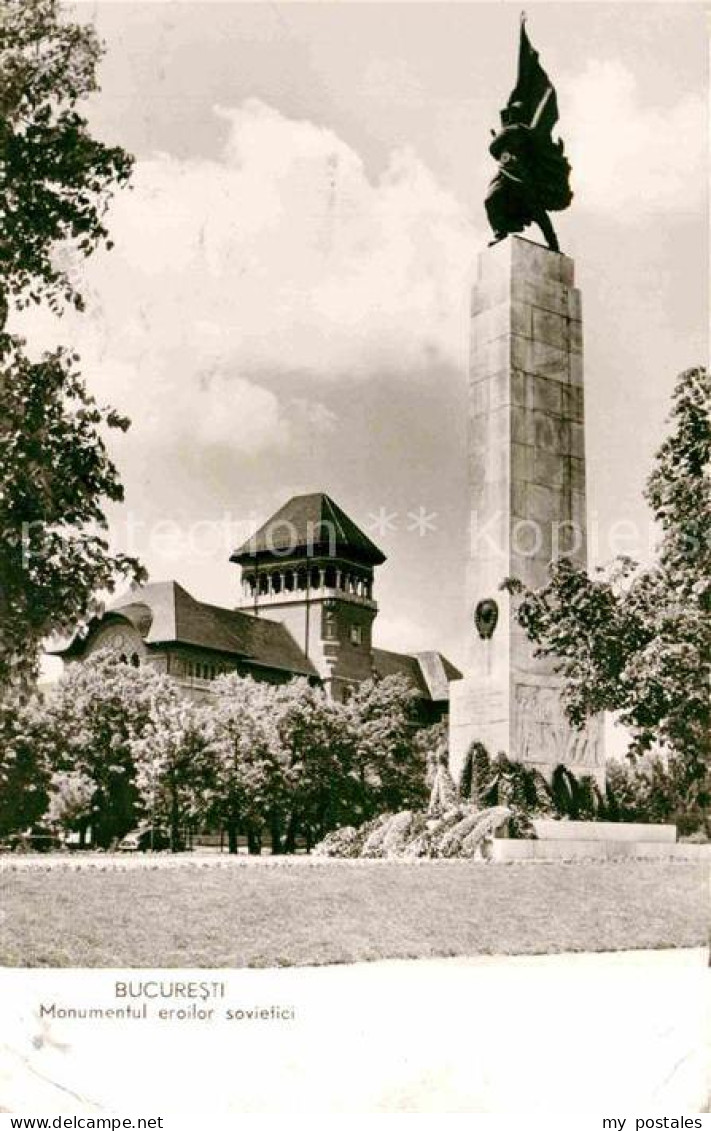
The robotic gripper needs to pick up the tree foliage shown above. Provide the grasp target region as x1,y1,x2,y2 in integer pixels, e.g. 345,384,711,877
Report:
205,675,289,853
0,336,144,685
503,367,710,807
130,696,214,851
36,652,176,845
458,743,551,837
0,0,142,688
7,651,705,847
204,672,431,852
0,655,466,851
0,0,133,313
346,673,428,819
605,753,708,836
0,688,51,836
45,769,94,837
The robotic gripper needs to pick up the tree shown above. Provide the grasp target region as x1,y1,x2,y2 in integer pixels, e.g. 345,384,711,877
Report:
458,740,493,803
205,673,430,854
40,652,177,846
0,337,144,685
207,676,357,854
206,675,285,854
131,696,214,851
0,688,51,836
271,679,355,851
45,769,94,843
0,0,143,686
605,753,706,835
0,0,133,314
503,367,710,814
346,674,428,820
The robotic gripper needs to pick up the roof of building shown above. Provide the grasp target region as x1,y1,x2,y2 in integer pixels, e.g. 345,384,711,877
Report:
55,581,319,678
53,583,462,703
372,648,462,703
413,651,463,701
230,492,386,566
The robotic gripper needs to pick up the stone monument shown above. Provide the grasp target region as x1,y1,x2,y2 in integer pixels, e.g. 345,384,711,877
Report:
449,20,604,784
448,234,605,785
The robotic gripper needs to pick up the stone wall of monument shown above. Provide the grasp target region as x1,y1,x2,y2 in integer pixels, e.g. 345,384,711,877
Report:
449,236,604,784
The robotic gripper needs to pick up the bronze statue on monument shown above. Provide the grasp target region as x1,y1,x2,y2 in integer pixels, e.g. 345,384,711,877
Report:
485,15,573,253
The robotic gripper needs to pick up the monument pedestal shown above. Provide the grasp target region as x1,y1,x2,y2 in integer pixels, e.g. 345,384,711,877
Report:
449,236,604,785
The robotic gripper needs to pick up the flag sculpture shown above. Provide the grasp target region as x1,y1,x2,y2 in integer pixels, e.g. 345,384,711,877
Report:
485,16,573,252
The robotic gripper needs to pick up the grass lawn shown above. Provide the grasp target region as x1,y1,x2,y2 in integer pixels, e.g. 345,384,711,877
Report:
0,859,707,967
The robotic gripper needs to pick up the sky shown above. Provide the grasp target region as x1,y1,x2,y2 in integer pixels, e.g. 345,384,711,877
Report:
26,1,709,690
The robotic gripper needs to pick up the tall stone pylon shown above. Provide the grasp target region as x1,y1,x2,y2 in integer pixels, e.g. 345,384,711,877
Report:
449,235,604,785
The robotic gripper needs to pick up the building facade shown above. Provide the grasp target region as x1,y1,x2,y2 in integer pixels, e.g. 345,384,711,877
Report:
58,493,461,722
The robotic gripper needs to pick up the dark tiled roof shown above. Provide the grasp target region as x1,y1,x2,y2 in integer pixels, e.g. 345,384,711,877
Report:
56,582,317,678
52,583,461,699
136,582,318,676
372,648,462,702
414,651,463,700
231,492,386,566
372,648,430,699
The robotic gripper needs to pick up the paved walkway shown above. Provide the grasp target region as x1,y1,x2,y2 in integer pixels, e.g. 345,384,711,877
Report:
1,948,708,1113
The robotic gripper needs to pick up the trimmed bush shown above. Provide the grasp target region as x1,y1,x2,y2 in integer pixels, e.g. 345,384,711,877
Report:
460,806,512,858
423,806,468,857
360,813,397,858
381,810,428,857
438,808,483,858
313,802,514,860
312,827,362,858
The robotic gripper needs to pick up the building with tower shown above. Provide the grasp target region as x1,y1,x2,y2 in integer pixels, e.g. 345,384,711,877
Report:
56,492,461,723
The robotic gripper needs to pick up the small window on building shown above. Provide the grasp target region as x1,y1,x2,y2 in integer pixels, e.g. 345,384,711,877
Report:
349,624,362,646
130,653,140,668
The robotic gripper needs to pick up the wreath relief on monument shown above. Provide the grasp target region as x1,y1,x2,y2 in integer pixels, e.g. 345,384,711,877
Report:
514,683,602,767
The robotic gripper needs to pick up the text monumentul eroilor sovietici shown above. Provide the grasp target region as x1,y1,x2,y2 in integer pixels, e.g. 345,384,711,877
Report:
37,982,296,1023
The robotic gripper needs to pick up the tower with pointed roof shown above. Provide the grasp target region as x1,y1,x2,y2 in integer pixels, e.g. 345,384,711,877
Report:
54,491,460,718
230,492,386,701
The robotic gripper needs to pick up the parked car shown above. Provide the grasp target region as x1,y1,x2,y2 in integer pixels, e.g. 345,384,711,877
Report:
118,825,173,852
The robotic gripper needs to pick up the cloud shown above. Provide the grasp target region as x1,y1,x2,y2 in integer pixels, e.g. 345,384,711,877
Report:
15,98,477,476
565,60,706,216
